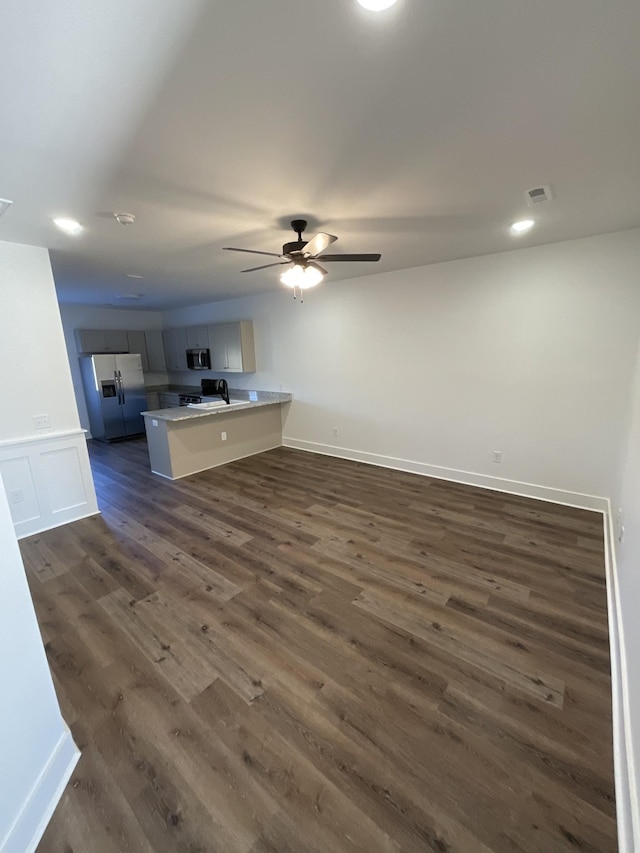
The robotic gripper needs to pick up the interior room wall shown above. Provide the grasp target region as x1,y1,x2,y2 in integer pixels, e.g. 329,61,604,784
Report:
1,243,83,442
0,479,79,853
0,242,98,537
164,227,640,504
0,241,82,851
57,304,168,432
613,337,640,849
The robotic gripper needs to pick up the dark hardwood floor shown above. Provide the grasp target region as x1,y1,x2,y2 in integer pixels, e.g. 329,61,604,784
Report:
22,438,616,852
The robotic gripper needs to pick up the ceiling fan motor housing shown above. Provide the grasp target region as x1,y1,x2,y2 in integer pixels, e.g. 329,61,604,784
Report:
283,219,309,256
282,240,307,256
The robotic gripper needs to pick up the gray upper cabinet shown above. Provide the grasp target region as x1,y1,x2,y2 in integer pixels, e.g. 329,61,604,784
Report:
208,321,256,373
75,328,168,373
126,330,149,372
186,326,209,349
162,328,188,372
144,329,167,372
75,328,129,354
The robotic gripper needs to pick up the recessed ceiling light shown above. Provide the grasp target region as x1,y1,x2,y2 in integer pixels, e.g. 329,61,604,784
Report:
126,274,144,279
510,219,535,235
357,0,399,9
53,217,83,236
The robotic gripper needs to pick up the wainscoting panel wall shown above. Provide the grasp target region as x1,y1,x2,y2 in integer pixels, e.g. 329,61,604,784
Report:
0,430,99,538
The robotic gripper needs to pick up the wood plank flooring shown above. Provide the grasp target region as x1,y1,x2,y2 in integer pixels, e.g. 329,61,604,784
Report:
22,438,616,852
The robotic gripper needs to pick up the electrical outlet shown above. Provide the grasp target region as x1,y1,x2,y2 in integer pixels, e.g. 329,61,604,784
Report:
332,427,339,437
249,391,258,402
9,489,24,504
492,450,502,463
221,431,227,441
33,414,51,430
152,419,158,427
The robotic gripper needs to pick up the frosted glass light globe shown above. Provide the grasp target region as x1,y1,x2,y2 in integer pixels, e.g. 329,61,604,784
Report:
280,265,324,289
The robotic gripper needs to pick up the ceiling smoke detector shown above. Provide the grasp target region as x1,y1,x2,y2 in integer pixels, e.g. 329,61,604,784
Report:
114,212,136,225
0,198,13,218
524,186,553,206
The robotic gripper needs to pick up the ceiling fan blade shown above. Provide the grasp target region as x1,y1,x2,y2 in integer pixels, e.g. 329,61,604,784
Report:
241,261,291,273
303,232,338,258
308,261,328,276
224,247,283,258
315,253,381,262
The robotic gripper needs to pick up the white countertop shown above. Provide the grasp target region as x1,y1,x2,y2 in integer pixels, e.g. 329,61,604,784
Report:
142,393,292,423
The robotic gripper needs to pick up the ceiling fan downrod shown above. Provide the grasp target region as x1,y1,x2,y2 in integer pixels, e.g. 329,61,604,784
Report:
290,219,307,242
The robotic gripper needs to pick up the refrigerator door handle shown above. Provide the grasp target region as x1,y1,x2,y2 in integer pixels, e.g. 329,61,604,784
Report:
118,370,125,404
114,371,121,405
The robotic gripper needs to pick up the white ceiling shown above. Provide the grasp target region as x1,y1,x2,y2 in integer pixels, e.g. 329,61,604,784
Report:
2,0,639,309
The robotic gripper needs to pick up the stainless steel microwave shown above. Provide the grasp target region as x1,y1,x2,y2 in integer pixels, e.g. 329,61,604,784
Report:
186,348,211,370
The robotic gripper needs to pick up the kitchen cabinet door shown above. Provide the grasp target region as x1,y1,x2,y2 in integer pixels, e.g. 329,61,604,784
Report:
146,391,160,411
162,328,188,371
145,329,167,372
208,322,256,372
186,326,209,349
75,328,129,353
75,329,106,353
158,392,180,408
104,330,129,352
126,330,149,372
208,324,228,370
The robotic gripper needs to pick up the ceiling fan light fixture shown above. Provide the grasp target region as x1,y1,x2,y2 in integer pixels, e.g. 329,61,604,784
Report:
280,264,324,290
357,0,399,9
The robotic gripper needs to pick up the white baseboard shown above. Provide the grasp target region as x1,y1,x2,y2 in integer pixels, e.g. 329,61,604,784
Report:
15,508,101,541
0,429,99,538
282,437,609,511
0,726,79,853
604,504,639,853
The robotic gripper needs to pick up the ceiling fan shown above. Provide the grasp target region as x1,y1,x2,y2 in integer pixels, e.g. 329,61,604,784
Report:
224,219,381,294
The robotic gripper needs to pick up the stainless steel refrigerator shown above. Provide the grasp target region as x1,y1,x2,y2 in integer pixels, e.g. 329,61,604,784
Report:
79,353,146,441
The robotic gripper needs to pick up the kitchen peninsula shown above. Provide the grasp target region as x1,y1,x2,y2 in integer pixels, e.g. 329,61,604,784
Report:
142,390,292,479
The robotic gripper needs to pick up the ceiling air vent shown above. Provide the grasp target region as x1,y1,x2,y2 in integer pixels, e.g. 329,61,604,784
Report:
524,186,553,206
0,198,13,217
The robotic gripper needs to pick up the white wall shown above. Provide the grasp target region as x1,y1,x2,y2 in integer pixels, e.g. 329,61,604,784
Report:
58,304,168,432
613,337,640,849
0,241,82,851
164,228,640,504
1,243,82,442
0,480,79,853
0,242,98,537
